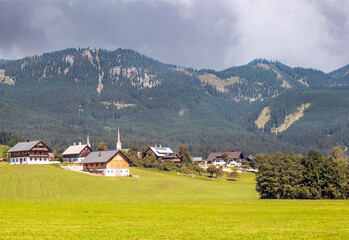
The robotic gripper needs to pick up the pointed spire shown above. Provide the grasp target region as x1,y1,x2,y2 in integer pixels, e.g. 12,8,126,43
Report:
87,134,91,148
116,127,122,150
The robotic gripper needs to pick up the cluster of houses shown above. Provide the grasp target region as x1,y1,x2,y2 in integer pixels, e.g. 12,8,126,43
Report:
6,129,252,177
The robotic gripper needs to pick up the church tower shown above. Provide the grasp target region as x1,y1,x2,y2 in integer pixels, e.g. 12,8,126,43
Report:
87,134,91,148
116,127,122,150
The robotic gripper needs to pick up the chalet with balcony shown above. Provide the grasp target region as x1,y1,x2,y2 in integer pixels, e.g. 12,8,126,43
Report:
7,140,52,165
144,146,181,163
206,151,245,167
80,150,132,176
62,142,92,163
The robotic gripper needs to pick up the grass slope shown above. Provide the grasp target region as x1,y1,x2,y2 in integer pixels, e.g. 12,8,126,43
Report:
0,145,8,158
0,164,348,239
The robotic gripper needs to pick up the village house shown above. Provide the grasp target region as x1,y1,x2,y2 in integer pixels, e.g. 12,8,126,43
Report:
206,151,245,167
193,157,203,162
80,150,132,176
144,146,181,163
7,140,52,165
62,137,92,163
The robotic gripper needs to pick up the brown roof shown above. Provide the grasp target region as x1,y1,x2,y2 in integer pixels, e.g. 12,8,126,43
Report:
206,152,244,162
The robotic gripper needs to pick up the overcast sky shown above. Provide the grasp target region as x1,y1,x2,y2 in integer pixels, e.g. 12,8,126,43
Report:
0,0,349,72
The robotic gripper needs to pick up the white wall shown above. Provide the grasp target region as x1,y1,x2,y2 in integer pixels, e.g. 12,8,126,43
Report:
63,157,85,163
213,160,226,166
105,168,129,177
10,157,50,165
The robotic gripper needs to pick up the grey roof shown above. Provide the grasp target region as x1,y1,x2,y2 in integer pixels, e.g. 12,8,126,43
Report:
7,140,41,153
62,144,89,156
207,152,244,162
81,150,127,164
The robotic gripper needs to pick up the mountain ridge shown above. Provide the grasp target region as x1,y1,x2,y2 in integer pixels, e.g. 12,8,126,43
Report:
0,48,349,157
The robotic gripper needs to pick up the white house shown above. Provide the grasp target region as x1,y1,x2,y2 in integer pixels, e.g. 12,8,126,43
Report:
62,142,92,163
206,151,245,167
7,140,52,165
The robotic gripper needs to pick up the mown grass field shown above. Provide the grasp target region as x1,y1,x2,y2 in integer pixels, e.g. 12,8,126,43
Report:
0,163,348,239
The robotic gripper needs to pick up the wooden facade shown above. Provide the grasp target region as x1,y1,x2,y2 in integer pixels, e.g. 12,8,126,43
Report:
8,141,52,165
63,144,92,163
81,150,131,176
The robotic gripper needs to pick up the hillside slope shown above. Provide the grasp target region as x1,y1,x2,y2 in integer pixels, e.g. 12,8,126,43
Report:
0,48,349,156
0,164,256,200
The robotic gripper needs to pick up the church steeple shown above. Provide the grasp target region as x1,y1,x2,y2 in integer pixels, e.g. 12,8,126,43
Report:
87,134,91,148
116,127,122,150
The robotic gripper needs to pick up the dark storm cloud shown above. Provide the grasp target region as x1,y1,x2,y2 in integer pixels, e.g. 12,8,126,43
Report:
0,0,349,72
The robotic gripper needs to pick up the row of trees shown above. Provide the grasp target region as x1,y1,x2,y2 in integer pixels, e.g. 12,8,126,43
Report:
255,147,349,199
0,131,25,147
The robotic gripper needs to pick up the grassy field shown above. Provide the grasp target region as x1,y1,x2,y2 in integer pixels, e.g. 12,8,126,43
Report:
0,145,8,158
0,164,348,239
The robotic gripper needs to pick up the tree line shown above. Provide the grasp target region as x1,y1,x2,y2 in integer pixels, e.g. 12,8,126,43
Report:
255,147,349,199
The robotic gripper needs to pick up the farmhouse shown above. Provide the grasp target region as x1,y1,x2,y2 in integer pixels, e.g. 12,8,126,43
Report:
80,150,131,176
7,140,52,164
144,146,181,163
62,142,92,163
193,157,203,162
206,151,245,167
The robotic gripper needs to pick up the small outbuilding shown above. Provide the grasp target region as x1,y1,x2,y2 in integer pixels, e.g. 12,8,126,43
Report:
80,150,131,176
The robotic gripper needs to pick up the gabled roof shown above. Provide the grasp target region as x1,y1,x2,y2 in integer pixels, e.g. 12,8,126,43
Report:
207,152,244,162
80,150,130,164
149,147,174,157
7,140,46,153
62,144,90,156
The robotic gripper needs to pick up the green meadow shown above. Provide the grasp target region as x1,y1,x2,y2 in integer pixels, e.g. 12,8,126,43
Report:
0,163,348,239
0,145,8,158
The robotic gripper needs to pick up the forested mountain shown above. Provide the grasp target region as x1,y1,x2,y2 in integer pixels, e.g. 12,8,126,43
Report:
0,48,348,157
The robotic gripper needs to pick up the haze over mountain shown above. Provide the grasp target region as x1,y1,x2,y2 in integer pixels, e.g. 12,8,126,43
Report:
0,48,349,157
